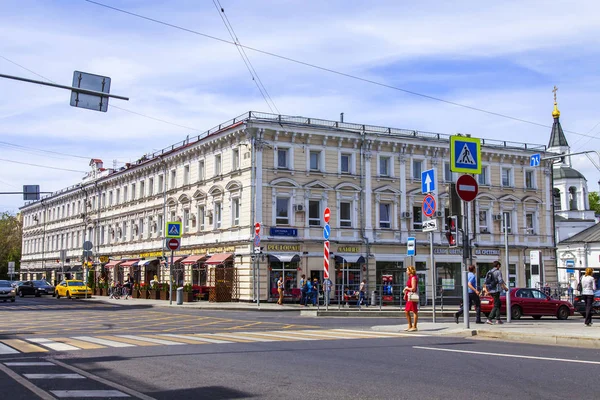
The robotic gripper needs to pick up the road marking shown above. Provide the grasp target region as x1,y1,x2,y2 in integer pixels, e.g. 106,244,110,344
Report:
153,334,209,344
207,333,273,342
245,332,317,341
3,362,56,366
413,346,600,365
1,339,48,353
95,336,158,347
335,329,428,337
51,390,130,398
27,338,79,351
53,338,105,350
160,334,230,344
190,334,236,344
0,342,19,354
117,335,184,346
24,373,85,379
0,363,55,400
72,336,134,348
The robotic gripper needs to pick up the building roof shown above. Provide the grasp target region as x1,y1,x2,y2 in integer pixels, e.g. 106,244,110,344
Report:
554,166,586,180
548,116,568,148
561,222,600,244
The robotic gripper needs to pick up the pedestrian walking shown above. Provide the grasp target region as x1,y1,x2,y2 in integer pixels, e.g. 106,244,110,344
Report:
403,266,419,331
454,265,483,324
357,279,368,308
581,267,596,326
323,277,332,306
311,278,319,306
305,279,313,307
485,261,508,325
277,276,284,305
299,274,306,305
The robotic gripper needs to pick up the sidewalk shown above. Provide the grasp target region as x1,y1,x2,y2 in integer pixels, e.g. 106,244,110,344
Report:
372,321,600,349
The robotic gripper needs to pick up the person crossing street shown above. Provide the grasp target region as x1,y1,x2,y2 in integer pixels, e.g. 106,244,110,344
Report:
454,265,483,324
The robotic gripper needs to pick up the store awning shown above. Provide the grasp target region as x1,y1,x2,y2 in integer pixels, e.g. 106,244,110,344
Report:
161,256,186,265
120,259,140,267
205,253,234,265
335,254,365,264
104,260,124,268
182,255,208,265
139,258,158,267
268,254,301,263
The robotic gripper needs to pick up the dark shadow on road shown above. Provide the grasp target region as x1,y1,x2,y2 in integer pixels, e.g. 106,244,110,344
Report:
149,386,256,400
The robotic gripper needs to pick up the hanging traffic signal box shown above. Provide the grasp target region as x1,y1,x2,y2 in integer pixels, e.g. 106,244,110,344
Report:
446,215,458,248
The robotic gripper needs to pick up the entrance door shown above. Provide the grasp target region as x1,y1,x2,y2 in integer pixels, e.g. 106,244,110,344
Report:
416,271,427,306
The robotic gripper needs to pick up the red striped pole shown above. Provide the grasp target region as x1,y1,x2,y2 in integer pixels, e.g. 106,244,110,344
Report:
323,240,330,279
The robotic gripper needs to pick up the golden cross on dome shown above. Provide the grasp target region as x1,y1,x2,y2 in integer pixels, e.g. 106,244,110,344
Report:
552,85,558,103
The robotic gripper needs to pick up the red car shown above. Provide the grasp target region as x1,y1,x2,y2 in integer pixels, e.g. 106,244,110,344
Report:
480,288,574,320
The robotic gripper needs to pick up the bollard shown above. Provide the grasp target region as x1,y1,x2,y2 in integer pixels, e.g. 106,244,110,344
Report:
176,287,183,305
371,291,376,306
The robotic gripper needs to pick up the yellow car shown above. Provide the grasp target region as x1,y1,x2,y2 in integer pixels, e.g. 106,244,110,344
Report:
55,280,92,299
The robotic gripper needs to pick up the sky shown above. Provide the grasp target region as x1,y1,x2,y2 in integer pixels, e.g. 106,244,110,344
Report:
1,0,600,213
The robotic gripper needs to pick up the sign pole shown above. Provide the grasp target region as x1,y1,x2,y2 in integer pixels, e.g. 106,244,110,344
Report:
169,249,174,305
504,215,511,323
462,200,470,329
430,231,436,323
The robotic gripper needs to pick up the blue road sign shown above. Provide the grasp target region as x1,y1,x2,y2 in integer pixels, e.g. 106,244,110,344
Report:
166,222,182,238
323,224,331,240
254,235,261,247
565,259,575,267
450,136,481,174
530,154,541,167
407,237,416,256
421,168,436,194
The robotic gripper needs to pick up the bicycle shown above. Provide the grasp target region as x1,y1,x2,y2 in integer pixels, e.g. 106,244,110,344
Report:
109,286,125,299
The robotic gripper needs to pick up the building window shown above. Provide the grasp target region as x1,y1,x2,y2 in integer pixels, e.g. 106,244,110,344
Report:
478,166,489,185
121,221,126,240
501,211,512,233
277,149,289,169
479,210,489,233
131,183,136,201
123,186,128,202
501,167,512,187
379,156,390,177
148,178,154,196
215,203,222,229
232,198,240,226
526,213,535,234
569,186,577,210
340,201,352,227
232,148,239,171
183,209,190,232
379,203,391,229
198,206,205,231
184,165,190,185
113,190,119,206
525,170,534,189
170,169,177,189
170,211,176,222
101,193,106,208
139,218,144,236
158,215,163,236
276,198,290,225
444,162,452,182
341,153,351,174
413,159,423,180
215,154,222,176
198,160,205,181
412,206,422,230
553,188,561,210
310,151,320,171
158,175,164,193
308,200,321,226
140,180,145,198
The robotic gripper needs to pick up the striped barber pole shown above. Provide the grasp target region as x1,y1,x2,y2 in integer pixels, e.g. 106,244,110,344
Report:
323,240,330,279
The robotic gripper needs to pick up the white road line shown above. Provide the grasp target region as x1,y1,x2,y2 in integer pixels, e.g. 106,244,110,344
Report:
335,329,429,337
0,342,19,354
72,336,134,348
24,373,85,379
413,346,600,365
160,334,233,344
0,363,55,400
116,335,184,346
210,333,274,342
237,331,316,341
51,390,130,398
274,330,355,339
3,362,55,366
27,338,80,351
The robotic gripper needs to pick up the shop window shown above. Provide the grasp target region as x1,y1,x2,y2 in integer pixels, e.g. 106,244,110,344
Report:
308,200,321,226
269,261,299,298
436,262,462,297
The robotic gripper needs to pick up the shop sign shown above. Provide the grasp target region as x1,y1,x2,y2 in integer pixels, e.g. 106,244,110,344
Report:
266,244,301,252
139,251,163,258
441,279,455,290
337,246,360,253
99,256,109,263
207,246,235,254
433,248,463,255
269,227,298,237
474,249,500,256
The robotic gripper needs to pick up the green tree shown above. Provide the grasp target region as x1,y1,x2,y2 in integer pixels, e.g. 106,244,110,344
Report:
589,192,600,215
0,212,22,279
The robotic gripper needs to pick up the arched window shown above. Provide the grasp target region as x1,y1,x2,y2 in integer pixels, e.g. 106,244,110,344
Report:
569,186,577,211
553,188,561,210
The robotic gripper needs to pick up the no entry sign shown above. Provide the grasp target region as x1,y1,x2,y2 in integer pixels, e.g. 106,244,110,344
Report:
167,238,180,251
456,175,479,202
323,207,331,223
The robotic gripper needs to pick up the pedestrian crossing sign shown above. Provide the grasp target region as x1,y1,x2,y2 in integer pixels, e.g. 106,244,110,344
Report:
166,221,182,238
450,135,481,174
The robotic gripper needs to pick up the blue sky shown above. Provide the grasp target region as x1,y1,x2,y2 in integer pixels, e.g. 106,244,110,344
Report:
1,0,600,213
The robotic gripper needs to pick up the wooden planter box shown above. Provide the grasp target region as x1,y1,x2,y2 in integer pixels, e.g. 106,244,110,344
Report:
159,291,169,300
132,289,141,299
94,288,102,296
183,292,194,302
148,290,160,300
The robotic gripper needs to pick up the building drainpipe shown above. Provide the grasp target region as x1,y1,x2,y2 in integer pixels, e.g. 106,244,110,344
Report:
248,126,257,304
550,163,558,284
80,186,89,282
41,199,47,282
359,131,368,281
158,155,169,302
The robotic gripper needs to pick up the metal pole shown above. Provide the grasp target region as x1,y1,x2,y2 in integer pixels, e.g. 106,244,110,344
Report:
342,259,345,308
462,201,470,329
504,215,511,323
257,256,260,308
169,250,174,305
430,231,436,323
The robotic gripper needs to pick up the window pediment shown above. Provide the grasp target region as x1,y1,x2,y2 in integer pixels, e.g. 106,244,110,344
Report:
374,185,401,195
270,177,300,188
334,182,361,191
304,180,333,190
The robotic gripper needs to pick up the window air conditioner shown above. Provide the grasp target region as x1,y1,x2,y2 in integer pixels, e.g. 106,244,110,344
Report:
402,212,412,219
294,204,305,212
434,211,443,217
493,214,503,221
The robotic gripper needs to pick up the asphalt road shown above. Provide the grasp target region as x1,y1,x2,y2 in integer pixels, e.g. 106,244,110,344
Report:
1,297,598,400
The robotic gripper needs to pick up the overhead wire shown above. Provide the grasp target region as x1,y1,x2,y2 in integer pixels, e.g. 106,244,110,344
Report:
0,158,87,173
213,0,280,114
82,0,599,141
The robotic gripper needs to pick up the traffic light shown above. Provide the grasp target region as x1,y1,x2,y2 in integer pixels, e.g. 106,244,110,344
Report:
446,216,458,248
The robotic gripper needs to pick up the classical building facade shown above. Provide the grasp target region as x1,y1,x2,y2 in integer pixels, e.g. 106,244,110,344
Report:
20,112,558,303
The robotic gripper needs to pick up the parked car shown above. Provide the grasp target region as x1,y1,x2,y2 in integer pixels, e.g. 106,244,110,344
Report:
11,281,22,289
573,289,600,317
0,280,16,302
55,280,92,299
480,288,574,320
16,280,55,297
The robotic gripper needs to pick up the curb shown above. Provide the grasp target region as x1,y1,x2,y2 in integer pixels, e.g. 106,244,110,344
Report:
473,330,600,349
302,310,458,317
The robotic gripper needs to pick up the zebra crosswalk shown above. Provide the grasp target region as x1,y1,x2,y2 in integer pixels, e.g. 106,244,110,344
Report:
0,329,426,355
